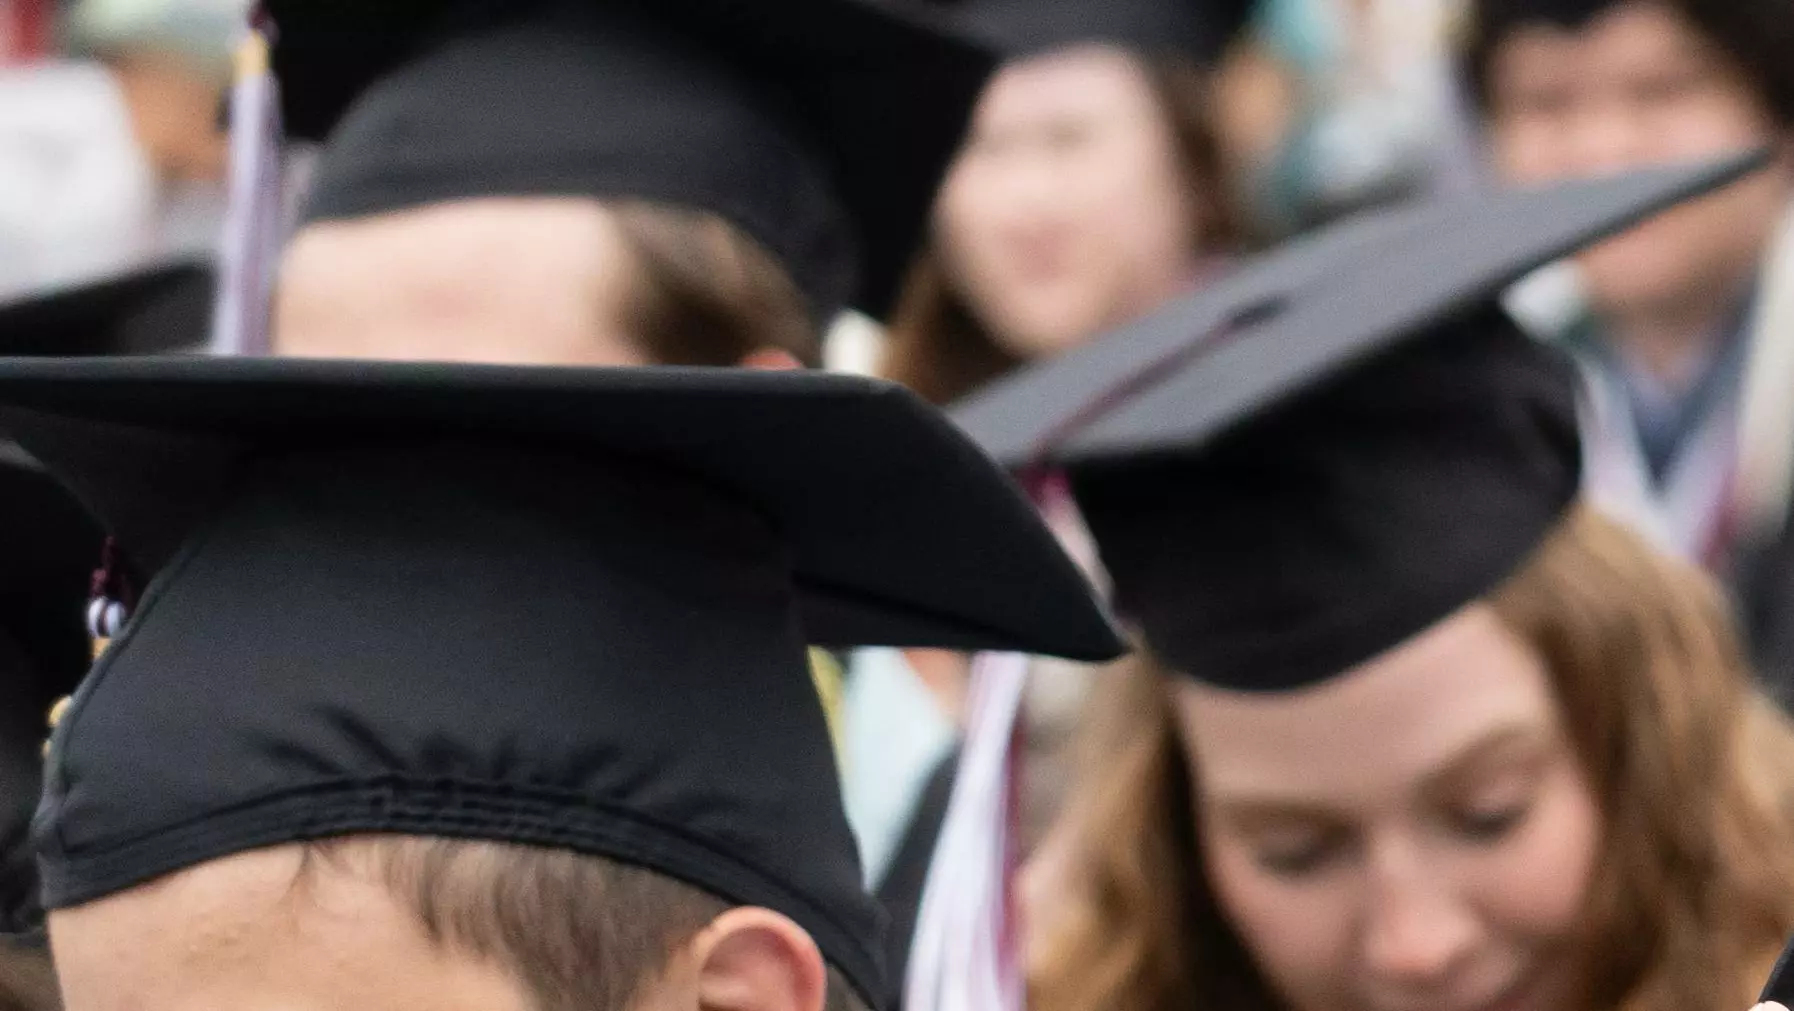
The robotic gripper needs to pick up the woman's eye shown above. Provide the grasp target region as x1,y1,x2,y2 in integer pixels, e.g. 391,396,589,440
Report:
1452,800,1532,843
1251,835,1343,878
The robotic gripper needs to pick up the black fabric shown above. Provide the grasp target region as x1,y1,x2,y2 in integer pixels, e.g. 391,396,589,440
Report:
0,463,102,938
1072,309,1579,687
0,358,1122,1008
37,441,882,992
951,153,1766,468
0,358,1121,662
949,156,1760,689
273,0,993,319
0,265,205,941
0,262,213,356
874,748,957,1011
944,0,1254,64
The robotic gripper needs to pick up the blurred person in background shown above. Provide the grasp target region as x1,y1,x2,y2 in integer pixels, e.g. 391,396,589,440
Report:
0,0,52,65
61,0,241,248
1464,0,1794,700
883,0,1247,406
942,163,1794,1011
854,1,1250,999
0,0,239,297
254,0,995,775
1226,0,1481,238
266,2,982,373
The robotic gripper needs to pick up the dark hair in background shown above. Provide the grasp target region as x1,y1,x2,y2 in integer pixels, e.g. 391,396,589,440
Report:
1461,0,1794,126
882,55,1241,407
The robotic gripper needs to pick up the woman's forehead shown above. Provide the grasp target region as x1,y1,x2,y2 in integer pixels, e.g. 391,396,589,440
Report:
1173,605,1563,806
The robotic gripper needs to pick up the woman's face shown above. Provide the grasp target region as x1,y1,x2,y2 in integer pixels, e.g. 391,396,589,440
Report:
1174,604,1600,1011
934,45,1203,361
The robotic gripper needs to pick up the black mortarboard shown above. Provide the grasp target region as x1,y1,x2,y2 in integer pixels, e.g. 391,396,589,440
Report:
268,0,992,322
0,261,215,357
0,359,1122,1003
951,153,1764,690
0,455,100,936
943,0,1255,65
0,262,210,935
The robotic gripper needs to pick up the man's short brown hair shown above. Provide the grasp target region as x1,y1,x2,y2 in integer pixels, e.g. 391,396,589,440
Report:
612,202,821,368
300,836,869,1011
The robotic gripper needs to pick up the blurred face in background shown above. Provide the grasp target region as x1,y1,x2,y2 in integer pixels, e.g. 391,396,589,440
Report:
1483,1,1792,326
934,45,1204,361
1177,605,1601,1011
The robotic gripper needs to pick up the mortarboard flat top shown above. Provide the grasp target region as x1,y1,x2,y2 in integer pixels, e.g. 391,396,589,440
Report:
0,360,1119,661
954,153,1766,467
0,360,1121,1004
268,0,993,321
944,0,1255,65
950,151,1766,690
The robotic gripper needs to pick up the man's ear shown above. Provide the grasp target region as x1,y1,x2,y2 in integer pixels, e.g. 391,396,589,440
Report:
736,348,805,371
689,907,827,1011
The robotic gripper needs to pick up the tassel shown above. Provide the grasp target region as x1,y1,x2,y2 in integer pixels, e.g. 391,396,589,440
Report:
210,9,284,356
84,536,133,658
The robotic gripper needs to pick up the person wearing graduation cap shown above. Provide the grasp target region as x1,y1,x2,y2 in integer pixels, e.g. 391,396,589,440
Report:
0,352,1122,1009
883,0,1252,406
855,1,1251,977
260,0,988,371
944,155,1794,1011
235,0,997,816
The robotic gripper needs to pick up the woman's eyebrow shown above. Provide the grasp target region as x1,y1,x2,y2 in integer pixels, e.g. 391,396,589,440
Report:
1420,724,1552,797
1207,794,1351,830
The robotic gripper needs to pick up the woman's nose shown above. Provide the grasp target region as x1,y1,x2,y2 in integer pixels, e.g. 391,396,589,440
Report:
1359,857,1482,987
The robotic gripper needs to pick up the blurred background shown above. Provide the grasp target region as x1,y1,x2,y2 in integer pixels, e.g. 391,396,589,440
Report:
10,0,1794,993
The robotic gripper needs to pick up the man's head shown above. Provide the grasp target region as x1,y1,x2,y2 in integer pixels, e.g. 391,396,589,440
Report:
3,357,1122,1011
49,837,865,1011
256,0,997,368
273,196,815,368
1466,0,1794,326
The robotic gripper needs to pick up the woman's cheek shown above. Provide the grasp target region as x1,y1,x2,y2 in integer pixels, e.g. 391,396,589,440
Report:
1201,831,1358,995
1462,773,1602,939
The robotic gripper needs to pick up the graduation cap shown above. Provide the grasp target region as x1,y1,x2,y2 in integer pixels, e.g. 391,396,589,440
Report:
0,261,211,937
262,0,994,322
0,358,1122,1002
941,0,1256,65
950,151,1765,689
0,454,101,937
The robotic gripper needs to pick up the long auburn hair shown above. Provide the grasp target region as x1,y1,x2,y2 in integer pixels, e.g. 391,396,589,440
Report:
881,55,1243,407
1028,504,1794,1011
